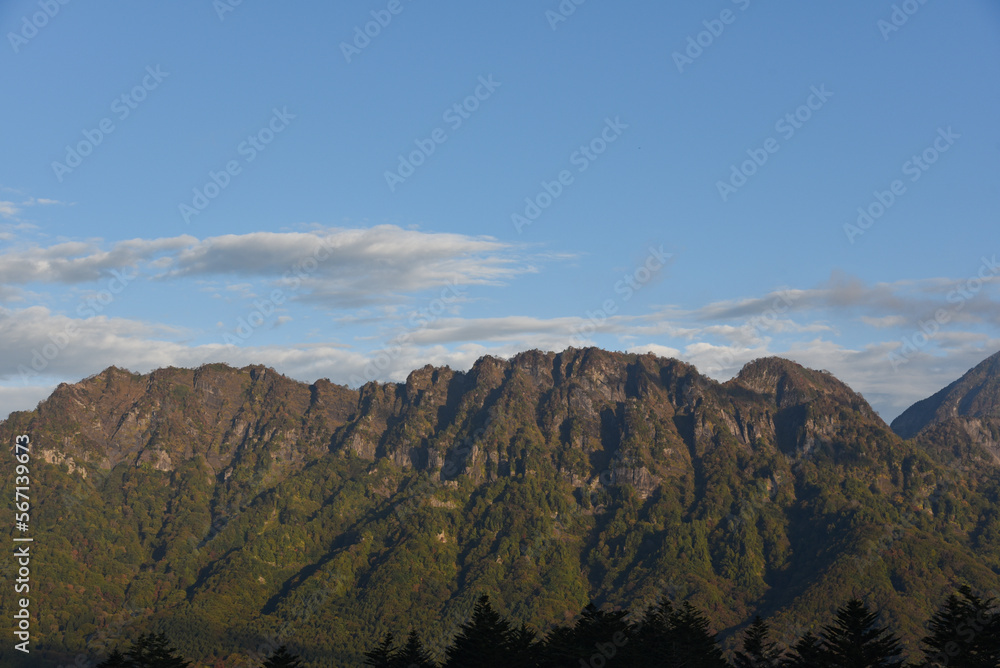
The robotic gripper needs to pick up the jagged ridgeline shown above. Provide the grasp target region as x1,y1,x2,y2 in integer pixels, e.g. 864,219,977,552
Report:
3,348,1000,666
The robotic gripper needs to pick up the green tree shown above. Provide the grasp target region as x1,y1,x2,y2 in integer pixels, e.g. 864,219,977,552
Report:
444,594,514,668
540,603,629,666
819,599,904,668
393,629,437,668
263,644,304,668
734,615,784,668
96,649,128,667
507,623,540,667
630,598,729,668
783,632,829,668
365,632,397,668
922,585,1000,668
124,632,191,668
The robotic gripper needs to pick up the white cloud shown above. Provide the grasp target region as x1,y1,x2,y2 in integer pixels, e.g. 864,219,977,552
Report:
164,226,532,308
628,343,681,359
0,226,539,309
0,195,68,221
0,201,20,218
861,315,909,328
2,232,999,430
0,236,194,286
404,315,589,346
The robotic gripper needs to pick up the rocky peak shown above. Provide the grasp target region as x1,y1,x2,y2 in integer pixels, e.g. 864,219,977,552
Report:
891,350,1000,439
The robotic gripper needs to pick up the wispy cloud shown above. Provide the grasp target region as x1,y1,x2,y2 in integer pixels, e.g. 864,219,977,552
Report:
0,226,539,308
0,195,67,221
2,248,998,425
0,237,194,286
0,202,20,219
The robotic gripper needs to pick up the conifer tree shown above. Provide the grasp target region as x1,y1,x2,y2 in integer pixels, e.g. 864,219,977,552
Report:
667,600,730,668
539,603,630,666
124,632,192,667
263,644,304,668
393,629,437,668
538,625,578,667
443,594,514,668
365,632,397,668
629,598,728,667
922,585,1000,668
783,631,829,668
507,623,540,667
734,615,784,668
96,649,128,667
818,599,904,668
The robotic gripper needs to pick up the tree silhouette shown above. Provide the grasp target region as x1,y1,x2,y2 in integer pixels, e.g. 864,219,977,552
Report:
630,598,729,667
96,649,128,667
393,629,437,668
365,632,397,668
818,599,904,668
444,594,513,668
783,631,828,668
123,632,191,667
263,644,304,667
733,615,784,668
359,593,989,668
922,585,1000,668
539,603,630,666
507,623,539,667
537,625,578,666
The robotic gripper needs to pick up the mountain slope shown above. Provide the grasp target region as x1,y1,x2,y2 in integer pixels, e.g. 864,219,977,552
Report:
891,350,1000,439
3,348,1000,666
891,351,1000,470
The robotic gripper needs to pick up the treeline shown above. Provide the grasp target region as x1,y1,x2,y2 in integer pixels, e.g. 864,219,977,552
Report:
364,586,1000,668
94,635,303,667
92,585,999,667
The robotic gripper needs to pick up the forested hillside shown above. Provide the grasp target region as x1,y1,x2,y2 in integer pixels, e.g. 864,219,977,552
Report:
3,348,1000,666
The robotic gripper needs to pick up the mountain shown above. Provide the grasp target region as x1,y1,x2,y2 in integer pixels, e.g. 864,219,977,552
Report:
3,348,1000,666
891,350,1000,453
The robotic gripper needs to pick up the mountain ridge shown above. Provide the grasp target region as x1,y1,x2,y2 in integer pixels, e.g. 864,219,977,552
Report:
3,347,1000,666
890,350,1000,441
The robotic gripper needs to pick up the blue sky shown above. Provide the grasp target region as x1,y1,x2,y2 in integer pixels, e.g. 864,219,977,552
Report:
1,0,999,422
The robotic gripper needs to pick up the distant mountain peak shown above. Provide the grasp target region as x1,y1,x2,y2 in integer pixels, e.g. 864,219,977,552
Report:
731,356,859,409
891,349,1000,439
